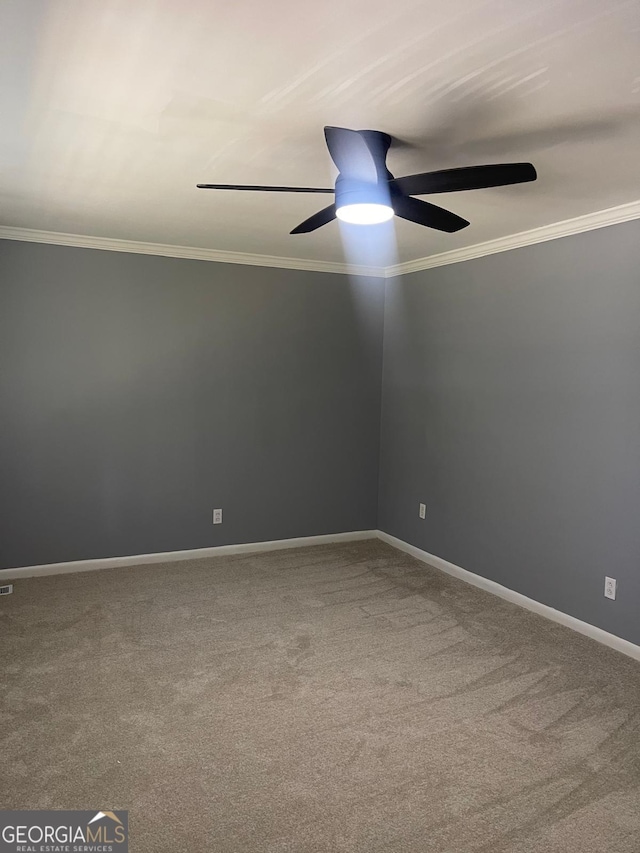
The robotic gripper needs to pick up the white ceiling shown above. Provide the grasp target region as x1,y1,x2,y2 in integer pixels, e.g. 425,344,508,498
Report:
1,0,640,268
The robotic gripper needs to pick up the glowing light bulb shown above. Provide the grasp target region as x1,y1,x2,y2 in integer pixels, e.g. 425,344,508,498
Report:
336,203,394,225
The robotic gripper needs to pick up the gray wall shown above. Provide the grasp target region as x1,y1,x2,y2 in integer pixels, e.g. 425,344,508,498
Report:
0,240,384,568
3,221,640,646
379,219,640,645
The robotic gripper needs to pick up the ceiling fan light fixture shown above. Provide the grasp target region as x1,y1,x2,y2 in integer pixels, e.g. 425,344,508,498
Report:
336,203,394,225
198,125,537,236
334,175,393,226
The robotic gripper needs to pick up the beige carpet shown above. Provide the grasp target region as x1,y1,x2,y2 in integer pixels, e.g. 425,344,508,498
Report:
1,539,640,852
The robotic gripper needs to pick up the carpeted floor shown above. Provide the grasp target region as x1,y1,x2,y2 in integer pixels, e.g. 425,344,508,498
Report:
1,539,640,852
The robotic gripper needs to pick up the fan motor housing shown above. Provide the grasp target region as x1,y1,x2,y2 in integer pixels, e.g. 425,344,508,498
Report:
334,176,392,210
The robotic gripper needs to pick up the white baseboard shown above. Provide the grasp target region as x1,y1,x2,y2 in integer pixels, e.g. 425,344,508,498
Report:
376,530,640,663
0,530,377,579
3,527,638,663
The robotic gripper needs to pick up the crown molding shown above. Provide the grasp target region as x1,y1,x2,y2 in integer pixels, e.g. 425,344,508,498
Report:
2,199,640,280
0,226,384,278
385,199,640,278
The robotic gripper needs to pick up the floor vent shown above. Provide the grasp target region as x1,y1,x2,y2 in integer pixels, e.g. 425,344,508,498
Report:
0,584,13,596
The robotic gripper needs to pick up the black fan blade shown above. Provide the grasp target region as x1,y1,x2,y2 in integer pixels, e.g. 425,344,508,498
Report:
290,204,337,234
197,183,333,193
324,127,378,182
392,163,537,196
392,195,469,232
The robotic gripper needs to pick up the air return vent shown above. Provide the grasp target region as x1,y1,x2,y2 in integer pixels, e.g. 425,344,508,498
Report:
0,584,13,596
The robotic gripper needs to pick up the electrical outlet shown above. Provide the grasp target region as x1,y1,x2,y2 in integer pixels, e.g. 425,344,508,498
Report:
604,576,616,600
212,508,223,525
419,503,426,519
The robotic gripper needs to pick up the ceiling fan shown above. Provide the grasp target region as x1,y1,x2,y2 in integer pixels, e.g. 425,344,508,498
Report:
197,126,537,235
